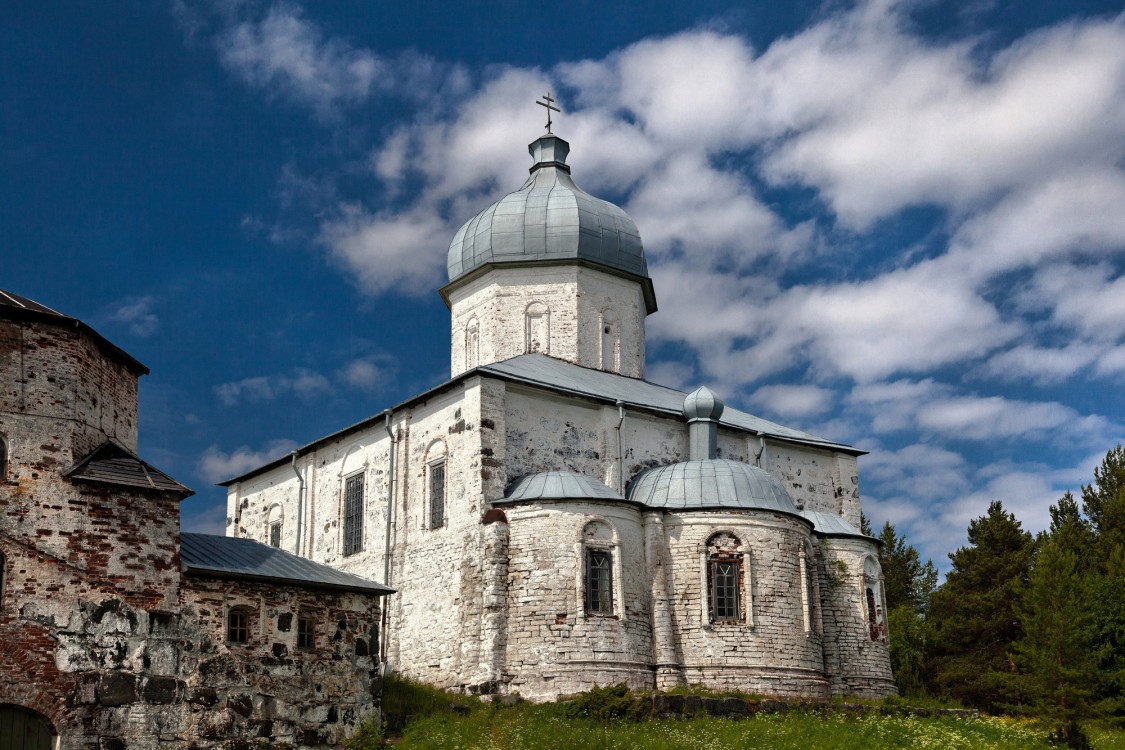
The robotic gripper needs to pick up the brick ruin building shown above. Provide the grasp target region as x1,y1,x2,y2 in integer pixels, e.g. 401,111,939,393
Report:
224,133,896,702
0,290,392,749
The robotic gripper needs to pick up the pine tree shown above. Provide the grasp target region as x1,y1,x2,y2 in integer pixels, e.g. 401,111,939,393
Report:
928,501,1035,711
877,521,938,697
1013,493,1103,721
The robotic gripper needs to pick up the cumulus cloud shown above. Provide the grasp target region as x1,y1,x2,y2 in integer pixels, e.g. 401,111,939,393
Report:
215,368,332,405
750,384,833,419
197,439,299,483
106,295,159,337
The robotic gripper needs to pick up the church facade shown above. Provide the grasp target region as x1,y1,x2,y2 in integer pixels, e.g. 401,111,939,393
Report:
223,132,895,702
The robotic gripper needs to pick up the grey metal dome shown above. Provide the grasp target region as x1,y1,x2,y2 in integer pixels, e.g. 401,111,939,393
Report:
445,134,651,294
683,386,725,421
627,459,799,514
497,471,625,504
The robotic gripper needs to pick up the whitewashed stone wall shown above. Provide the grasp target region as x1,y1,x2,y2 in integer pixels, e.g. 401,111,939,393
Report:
448,266,647,378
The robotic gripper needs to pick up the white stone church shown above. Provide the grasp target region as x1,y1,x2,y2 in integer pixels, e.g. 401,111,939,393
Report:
221,130,895,701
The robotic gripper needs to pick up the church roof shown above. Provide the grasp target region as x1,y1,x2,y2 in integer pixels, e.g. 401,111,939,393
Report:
499,471,625,504
218,354,860,486
799,509,874,540
180,533,394,595
443,135,656,313
626,459,803,515
0,288,149,375
65,440,193,498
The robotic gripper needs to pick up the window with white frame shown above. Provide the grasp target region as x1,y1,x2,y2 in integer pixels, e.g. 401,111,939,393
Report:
343,473,364,556
465,317,480,369
707,532,745,624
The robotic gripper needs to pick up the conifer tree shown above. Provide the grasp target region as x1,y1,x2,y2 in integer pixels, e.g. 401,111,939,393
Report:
877,522,938,697
928,501,1035,710
1013,493,1103,721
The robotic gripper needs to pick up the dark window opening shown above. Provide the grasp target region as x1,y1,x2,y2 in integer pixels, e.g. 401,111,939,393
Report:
710,558,741,623
0,550,5,607
0,436,7,481
585,548,613,615
429,462,445,529
343,474,364,556
269,521,282,548
228,608,250,643
866,587,884,641
297,617,315,649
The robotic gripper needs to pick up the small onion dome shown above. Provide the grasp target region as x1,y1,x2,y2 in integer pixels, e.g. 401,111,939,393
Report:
799,510,873,540
626,459,798,513
682,386,724,421
497,471,624,504
444,134,655,313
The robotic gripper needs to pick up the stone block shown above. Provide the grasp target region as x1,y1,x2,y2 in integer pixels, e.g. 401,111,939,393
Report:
96,671,136,707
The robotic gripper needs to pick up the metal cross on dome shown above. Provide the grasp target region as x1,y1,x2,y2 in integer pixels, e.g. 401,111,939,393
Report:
537,92,560,134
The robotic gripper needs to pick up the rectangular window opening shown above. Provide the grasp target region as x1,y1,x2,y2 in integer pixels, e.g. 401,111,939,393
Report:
429,462,446,529
269,521,281,548
710,558,741,623
585,548,614,615
227,609,249,644
297,617,315,649
344,474,365,556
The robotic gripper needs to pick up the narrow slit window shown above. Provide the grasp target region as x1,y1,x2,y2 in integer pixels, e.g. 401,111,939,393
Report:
429,462,446,529
227,608,250,644
585,548,613,615
343,474,365,556
0,550,6,607
269,521,282,548
0,436,7,481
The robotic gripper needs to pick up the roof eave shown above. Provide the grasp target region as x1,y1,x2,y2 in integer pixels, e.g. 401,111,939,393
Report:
182,567,395,596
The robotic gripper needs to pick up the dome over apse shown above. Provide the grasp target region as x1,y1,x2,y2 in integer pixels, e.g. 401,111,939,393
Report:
445,134,654,311
626,459,801,515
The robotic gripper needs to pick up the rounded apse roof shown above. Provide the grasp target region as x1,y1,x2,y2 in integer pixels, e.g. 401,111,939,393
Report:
626,459,800,514
498,471,625,505
445,134,649,287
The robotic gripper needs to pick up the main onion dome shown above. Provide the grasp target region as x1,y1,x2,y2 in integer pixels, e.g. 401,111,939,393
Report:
445,134,655,311
627,459,800,514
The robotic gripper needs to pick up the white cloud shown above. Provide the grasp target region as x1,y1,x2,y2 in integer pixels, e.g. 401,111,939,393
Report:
106,295,159,337
197,439,299,483
341,356,390,390
215,368,332,405
750,384,833,419
217,4,383,119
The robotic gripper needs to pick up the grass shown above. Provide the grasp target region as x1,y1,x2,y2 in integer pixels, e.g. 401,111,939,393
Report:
353,677,1125,750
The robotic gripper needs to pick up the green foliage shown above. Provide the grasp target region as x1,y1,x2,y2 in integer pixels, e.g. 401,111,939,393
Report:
928,501,1035,711
879,521,938,614
1082,445,1125,551
343,719,385,750
380,672,478,717
888,604,930,698
564,683,652,722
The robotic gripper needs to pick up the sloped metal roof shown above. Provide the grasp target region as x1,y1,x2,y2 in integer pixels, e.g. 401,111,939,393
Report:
180,533,394,595
445,135,654,311
0,287,149,375
799,510,874,541
499,471,625,505
626,459,803,515
65,441,193,497
480,355,857,453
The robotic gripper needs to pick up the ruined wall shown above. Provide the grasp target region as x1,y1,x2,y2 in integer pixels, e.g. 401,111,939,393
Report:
661,511,829,700
499,501,653,701
816,537,896,698
448,266,647,378
0,540,382,749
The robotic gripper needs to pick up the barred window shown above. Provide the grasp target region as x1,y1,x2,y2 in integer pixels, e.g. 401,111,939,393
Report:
297,617,315,649
585,548,613,615
429,462,445,529
269,521,282,548
343,474,364,556
227,608,250,644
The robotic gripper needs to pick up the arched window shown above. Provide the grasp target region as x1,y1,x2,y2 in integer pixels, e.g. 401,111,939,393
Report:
581,520,618,617
227,606,253,644
706,532,748,625
343,473,365,556
863,555,887,642
465,317,480,369
525,302,550,354
599,309,620,371
266,504,283,548
799,541,820,634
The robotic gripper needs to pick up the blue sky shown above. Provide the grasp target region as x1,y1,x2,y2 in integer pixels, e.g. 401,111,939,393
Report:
3,0,1124,571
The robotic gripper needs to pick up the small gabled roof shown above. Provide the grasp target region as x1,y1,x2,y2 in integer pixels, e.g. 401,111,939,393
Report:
0,288,149,375
799,510,878,543
180,533,395,595
64,441,193,498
